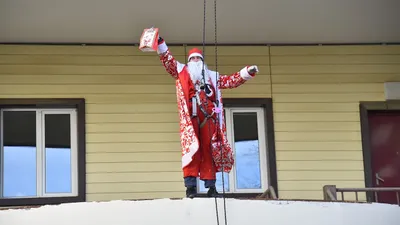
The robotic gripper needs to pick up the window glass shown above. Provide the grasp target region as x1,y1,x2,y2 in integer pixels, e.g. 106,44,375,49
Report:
2,111,37,198
233,112,261,189
44,114,72,194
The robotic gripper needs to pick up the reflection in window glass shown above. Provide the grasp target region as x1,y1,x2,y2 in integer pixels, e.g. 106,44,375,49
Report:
45,114,72,194
3,111,37,198
233,112,261,189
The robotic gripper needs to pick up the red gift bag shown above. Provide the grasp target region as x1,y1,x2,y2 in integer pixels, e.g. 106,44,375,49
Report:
139,27,159,52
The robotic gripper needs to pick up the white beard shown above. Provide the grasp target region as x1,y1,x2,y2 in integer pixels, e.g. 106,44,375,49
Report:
187,61,209,84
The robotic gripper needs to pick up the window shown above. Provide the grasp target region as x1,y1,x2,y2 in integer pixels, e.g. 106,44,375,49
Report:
197,98,277,196
0,99,86,207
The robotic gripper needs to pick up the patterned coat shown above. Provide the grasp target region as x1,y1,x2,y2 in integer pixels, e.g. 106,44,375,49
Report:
157,42,256,173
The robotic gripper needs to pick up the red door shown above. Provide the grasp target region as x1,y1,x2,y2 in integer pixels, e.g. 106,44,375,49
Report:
368,111,400,205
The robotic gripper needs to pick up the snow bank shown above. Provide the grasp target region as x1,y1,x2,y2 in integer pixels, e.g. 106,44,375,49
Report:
1,198,399,225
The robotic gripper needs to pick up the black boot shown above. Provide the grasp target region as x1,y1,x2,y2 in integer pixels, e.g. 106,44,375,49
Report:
186,186,197,198
207,186,219,197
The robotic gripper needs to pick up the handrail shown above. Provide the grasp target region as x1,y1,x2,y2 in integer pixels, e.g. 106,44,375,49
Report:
323,185,400,206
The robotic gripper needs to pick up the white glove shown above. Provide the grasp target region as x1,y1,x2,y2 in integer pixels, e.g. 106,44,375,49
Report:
248,65,259,74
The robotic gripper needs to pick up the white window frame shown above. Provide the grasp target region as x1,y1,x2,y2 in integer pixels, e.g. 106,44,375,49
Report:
198,106,269,193
0,108,78,199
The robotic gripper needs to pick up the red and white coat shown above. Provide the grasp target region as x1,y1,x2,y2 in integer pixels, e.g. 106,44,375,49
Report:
157,42,256,173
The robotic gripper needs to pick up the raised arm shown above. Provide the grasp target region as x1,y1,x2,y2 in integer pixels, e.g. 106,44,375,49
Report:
157,37,185,80
218,65,258,89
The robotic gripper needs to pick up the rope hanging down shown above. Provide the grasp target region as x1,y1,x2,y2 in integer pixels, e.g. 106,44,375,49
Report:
201,1,228,225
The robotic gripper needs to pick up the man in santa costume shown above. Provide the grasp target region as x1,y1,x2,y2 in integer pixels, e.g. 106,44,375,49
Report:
156,36,258,198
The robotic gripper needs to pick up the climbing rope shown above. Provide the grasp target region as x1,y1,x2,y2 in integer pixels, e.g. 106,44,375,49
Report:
200,0,228,225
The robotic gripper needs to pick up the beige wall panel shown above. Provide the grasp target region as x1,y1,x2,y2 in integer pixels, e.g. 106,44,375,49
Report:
272,65,400,74
0,94,179,104
86,103,178,114
279,170,365,181
87,133,180,143
0,65,173,75
86,142,181,153
274,112,360,122
87,122,179,133
276,141,361,151
87,172,183,183
278,180,365,191
86,182,184,194
86,192,184,201
274,122,361,131
275,131,361,141
86,113,179,123
276,151,363,161
86,152,181,163
273,103,359,112
0,75,176,85
269,45,400,55
272,74,400,84
277,161,364,171
87,162,181,173
271,55,400,65
0,45,185,56
274,93,384,102
273,83,383,93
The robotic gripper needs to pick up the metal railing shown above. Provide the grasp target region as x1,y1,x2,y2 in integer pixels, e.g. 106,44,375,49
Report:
323,185,400,206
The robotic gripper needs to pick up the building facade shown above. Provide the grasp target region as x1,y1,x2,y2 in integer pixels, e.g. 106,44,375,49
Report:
0,44,399,207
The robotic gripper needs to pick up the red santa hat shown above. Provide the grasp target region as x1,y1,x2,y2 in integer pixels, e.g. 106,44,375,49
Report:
187,48,203,61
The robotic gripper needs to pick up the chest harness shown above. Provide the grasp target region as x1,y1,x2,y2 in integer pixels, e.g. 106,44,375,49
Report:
190,78,219,129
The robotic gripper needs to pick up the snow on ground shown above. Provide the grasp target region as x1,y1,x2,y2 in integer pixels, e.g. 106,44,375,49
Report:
1,198,400,225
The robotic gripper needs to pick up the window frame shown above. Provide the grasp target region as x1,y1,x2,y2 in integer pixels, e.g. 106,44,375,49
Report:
0,99,86,207
197,98,278,198
225,107,269,193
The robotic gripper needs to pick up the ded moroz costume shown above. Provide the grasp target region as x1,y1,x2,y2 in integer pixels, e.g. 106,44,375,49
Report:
156,36,258,198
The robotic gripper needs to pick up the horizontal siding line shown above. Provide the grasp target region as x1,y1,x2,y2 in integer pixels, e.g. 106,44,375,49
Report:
87,141,178,144
87,161,181,164
270,62,400,65
0,63,271,67
0,73,271,76
275,141,361,142
272,101,370,104
278,179,365,181
276,150,362,152
86,191,183,194
277,169,363,172
86,171,181,174
271,72,400,75
271,53,400,56
272,92,382,94
87,112,178,114
273,130,360,132
87,181,182,184
86,131,179,134
0,73,174,76
271,73,400,75
277,150,361,152
0,82,270,85
87,132,179,135
86,122,178,125
273,121,360,123
86,151,180,154
277,170,364,172
87,122,178,124
276,160,363,162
